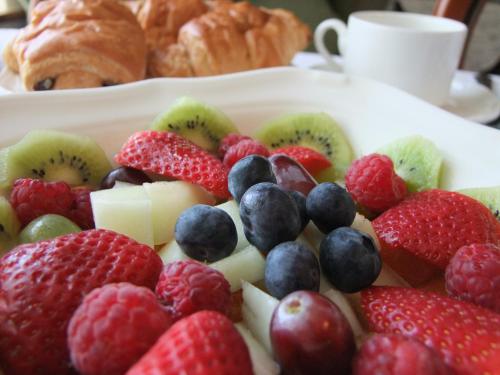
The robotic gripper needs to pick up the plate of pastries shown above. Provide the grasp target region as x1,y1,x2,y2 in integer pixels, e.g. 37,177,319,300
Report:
0,0,311,91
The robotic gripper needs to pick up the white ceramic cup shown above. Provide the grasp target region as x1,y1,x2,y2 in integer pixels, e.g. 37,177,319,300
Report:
314,11,467,105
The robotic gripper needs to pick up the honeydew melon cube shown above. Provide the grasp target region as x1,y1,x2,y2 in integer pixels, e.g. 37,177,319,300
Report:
112,181,136,189
242,281,279,355
235,323,280,375
91,186,154,247
216,200,249,251
143,181,215,245
210,245,265,292
157,240,191,264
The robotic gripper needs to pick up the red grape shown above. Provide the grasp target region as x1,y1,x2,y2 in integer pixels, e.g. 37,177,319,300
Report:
269,154,317,196
270,290,355,375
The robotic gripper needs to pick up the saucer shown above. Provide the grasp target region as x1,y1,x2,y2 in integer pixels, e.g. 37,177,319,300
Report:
292,53,500,124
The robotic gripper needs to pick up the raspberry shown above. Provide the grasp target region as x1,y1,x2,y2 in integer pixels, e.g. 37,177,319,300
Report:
68,283,172,375
218,133,252,158
69,186,94,229
346,153,408,213
10,178,74,226
155,260,231,321
127,311,253,375
353,334,450,375
0,229,162,375
223,139,270,169
445,243,500,313
271,146,332,175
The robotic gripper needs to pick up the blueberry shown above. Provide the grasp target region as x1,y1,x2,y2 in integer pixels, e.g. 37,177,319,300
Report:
288,190,309,231
306,183,355,234
265,241,320,299
228,155,277,203
239,182,302,254
175,204,237,262
319,227,381,293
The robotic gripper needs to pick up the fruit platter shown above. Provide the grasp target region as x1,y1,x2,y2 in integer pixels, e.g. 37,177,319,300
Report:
0,68,499,375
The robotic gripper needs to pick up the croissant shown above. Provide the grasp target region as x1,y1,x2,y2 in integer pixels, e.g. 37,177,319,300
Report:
147,1,310,78
3,0,147,90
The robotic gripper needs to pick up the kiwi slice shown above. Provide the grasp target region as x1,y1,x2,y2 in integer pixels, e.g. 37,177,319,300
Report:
377,135,443,192
255,113,353,181
458,186,500,220
149,96,238,153
0,197,20,253
0,130,112,190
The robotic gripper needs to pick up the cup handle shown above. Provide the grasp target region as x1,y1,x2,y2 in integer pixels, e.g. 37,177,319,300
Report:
314,19,347,71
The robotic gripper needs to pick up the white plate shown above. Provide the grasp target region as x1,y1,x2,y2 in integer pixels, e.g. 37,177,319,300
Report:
0,67,499,191
293,53,500,124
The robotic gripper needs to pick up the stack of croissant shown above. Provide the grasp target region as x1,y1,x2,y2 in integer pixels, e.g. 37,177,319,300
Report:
2,0,310,90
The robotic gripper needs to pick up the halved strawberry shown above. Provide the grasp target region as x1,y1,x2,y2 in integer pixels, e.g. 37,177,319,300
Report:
115,131,230,199
271,146,332,175
361,286,500,375
373,190,500,285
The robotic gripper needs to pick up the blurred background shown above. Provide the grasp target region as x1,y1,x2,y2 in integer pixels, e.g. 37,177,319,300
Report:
0,0,498,72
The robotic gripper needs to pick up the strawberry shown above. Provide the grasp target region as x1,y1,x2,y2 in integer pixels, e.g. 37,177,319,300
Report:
373,190,500,272
271,146,331,175
223,139,270,168
68,282,172,375
361,286,500,375
345,153,408,213
353,334,450,375
115,131,230,198
126,311,253,375
445,243,500,313
0,229,163,375
155,260,231,321
218,133,252,158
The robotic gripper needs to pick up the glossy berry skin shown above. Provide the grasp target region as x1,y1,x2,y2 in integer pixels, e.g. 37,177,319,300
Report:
68,283,172,375
239,182,302,254
100,166,152,189
223,139,270,168
306,182,356,234
353,334,450,375
346,153,407,213
288,190,309,231
0,229,162,375
10,178,74,226
271,146,332,175
228,155,277,202
175,205,237,262
218,133,252,158
155,260,231,321
270,291,355,375
445,243,500,313
265,241,320,299
126,311,253,375
320,227,381,293
115,131,230,198
373,190,500,269
361,286,500,375
269,154,317,196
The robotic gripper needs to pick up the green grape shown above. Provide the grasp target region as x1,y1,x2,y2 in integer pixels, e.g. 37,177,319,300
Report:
19,214,81,244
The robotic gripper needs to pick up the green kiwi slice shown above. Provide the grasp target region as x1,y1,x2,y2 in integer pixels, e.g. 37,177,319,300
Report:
0,197,20,253
377,135,443,192
458,186,500,220
0,130,112,190
255,113,353,181
150,96,239,153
